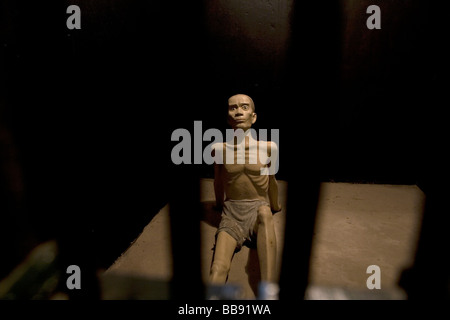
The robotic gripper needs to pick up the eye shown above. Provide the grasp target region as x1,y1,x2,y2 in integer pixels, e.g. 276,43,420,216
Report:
242,105,249,110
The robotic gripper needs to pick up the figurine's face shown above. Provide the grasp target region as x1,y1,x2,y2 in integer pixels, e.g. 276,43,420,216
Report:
227,94,256,130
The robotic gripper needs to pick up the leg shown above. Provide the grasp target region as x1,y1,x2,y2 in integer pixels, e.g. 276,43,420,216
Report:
254,205,277,282
209,231,237,284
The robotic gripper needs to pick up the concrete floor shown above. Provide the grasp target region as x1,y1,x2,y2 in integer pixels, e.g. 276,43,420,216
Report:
104,179,425,299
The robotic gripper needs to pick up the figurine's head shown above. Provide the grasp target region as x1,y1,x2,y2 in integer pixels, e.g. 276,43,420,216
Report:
227,94,257,131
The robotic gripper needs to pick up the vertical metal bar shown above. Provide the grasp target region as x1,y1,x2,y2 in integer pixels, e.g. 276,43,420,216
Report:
399,2,450,300
278,0,341,300
168,167,204,299
164,1,209,300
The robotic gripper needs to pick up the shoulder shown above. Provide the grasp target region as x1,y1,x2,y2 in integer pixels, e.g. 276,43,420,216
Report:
268,141,278,151
212,142,226,149
211,142,226,164
211,142,226,153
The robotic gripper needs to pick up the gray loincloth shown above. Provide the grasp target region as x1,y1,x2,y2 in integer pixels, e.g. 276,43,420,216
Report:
216,199,270,251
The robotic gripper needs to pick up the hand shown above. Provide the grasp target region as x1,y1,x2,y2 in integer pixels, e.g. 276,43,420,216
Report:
271,203,282,214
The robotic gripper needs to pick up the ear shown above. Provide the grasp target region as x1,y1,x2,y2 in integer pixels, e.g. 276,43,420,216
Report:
251,112,257,124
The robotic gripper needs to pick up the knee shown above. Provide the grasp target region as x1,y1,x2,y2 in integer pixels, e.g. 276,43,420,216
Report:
257,206,273,225
210,259,230,278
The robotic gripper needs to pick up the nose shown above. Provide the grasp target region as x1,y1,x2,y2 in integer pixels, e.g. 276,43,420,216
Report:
233,107,244,117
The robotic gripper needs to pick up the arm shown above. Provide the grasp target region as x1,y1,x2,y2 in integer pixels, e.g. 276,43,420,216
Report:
212,144,225,210
214,163,224,210
269,174,282,213
267,141,281,213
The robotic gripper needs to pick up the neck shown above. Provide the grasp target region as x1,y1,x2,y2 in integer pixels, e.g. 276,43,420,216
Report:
227,128,256,145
